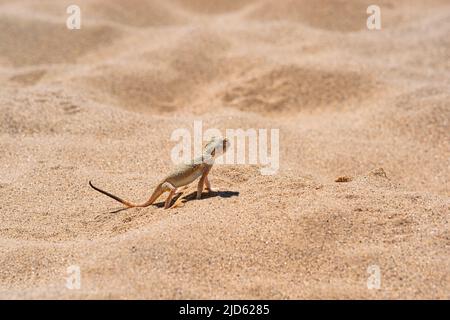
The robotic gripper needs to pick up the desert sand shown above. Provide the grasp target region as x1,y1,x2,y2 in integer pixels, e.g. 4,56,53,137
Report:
0,0,449,299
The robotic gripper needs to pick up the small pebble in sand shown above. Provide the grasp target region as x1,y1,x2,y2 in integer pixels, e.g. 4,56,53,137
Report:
335,176,352,183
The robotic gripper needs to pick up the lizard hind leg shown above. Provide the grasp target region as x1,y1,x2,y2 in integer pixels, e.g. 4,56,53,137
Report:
170,186,189,209
163,182,177,209
136,182,170,208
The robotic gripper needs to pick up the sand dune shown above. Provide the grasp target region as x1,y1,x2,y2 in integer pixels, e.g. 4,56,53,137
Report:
0,14,119,67
0,0,449,299
220,65,378,113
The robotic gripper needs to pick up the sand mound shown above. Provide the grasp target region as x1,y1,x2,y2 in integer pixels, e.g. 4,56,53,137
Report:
78,0,187,27
0,0,186,27
220,65,377,114
247,0,370,32
76,64,184,113
246,0,449,31
173,0,256,14
0,88,89,135
70,29,233,113
0,14,120,67
384,87,450,145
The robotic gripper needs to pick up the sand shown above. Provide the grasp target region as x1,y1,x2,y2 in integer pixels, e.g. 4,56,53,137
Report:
0,0,449,299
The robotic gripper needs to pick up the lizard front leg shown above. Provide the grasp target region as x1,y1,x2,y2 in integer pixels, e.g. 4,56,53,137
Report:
197,165,212,200
205,175,219,192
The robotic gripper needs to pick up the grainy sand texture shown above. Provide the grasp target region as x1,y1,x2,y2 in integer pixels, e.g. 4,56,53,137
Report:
0,0,449,299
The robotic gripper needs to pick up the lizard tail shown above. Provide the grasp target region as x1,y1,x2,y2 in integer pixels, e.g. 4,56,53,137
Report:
89,181,164,208
89,181,137,208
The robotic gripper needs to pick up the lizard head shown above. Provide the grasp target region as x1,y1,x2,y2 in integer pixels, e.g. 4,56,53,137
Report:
204,137,230,158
